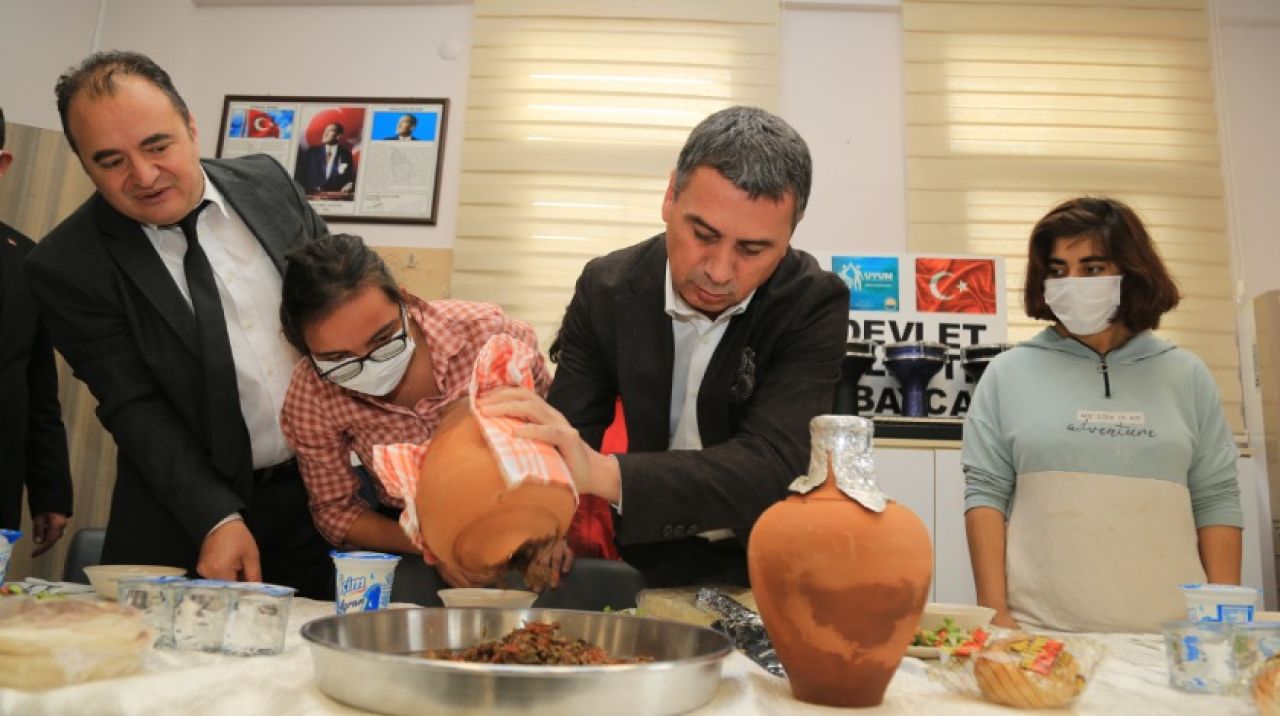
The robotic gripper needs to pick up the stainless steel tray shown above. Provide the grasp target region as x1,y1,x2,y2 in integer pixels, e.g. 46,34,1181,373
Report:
301,607,733,715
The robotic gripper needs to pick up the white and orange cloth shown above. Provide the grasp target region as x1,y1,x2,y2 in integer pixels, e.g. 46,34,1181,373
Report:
467,334,578,495
371,334,576,564
371,441,431,559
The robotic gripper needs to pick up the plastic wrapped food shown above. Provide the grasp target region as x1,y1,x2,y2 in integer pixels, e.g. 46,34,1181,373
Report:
1254,655,1280,715
1232,622,1280,695
0,599,152,690
929,632,1104,709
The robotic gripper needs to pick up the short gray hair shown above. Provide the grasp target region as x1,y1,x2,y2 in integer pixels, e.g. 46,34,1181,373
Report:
673,106,812,226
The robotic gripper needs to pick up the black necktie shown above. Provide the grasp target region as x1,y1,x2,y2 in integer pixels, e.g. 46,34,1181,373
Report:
174,201,253,501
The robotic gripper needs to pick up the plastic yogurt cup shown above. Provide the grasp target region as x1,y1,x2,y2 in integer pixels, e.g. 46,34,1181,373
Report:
0,530,20,584
1164,620,1235,693
223,583,296,655
173,579,237,652
118,575,188,647
331,551,401,614
1181,584,1260,623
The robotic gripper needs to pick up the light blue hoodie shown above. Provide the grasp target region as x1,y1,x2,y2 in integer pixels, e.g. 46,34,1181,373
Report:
963,327,1243,529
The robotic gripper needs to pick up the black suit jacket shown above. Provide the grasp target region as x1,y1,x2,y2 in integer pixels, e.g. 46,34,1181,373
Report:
547,235,849,584
293,143,355,194
0,222,73,530
24,155,328,569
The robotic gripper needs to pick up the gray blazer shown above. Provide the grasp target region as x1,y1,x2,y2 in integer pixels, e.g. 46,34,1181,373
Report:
24,154,327,569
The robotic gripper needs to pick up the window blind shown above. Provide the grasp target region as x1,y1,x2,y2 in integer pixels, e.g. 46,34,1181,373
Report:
902,0,1242,430
451,0,780,351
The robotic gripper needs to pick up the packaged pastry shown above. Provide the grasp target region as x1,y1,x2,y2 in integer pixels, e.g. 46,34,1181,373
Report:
973,636,1086,708
928,631,1104,709
1253,655,1280,716
0,598,152,690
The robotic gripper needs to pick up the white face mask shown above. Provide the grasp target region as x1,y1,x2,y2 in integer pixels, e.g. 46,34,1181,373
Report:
1043,275,1123,337
313,309,417,397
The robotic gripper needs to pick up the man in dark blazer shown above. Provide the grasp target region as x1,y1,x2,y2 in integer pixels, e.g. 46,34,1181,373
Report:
24,52,333,597
479,107,849,585
293,122,355,195
0,107,73,556
382,114,418,141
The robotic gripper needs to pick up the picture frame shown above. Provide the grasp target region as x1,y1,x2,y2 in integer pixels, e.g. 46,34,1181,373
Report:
216,95,449,225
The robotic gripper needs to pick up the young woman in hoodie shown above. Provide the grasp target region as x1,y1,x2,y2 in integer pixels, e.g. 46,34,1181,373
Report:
962,197,1243,633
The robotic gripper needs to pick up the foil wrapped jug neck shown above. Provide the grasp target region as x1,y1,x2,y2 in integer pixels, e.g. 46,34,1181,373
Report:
788,414,885,512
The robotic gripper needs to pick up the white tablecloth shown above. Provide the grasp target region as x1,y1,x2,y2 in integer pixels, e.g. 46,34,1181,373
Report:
0,599,1258,715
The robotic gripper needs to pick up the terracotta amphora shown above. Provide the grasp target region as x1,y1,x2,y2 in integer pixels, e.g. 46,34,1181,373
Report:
748,415,932,707
415,400,576,586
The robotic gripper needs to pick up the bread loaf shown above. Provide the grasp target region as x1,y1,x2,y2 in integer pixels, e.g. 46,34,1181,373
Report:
0,600,151,690
973,636,1084,709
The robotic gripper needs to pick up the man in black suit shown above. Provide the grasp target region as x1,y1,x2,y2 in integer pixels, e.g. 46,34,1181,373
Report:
24,52,333,597
382,114,417,141
478,106,849,585
0,107,74,557
293,122,355,195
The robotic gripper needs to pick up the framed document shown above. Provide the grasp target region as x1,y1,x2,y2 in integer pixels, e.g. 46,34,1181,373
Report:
216,95,449,225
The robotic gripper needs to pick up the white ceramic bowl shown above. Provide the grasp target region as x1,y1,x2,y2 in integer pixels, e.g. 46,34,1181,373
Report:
83,564,187,601
437,588,538,609
918,602,997,632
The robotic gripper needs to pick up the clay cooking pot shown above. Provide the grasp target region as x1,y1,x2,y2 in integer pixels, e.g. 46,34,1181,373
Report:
415,400,576,586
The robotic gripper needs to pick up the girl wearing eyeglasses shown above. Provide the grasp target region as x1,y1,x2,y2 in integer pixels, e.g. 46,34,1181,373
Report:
277,234,579,588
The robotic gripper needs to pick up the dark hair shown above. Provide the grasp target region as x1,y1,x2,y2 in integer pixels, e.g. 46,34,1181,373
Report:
280,233,400,354
326,122,345,136
400,114,417,128
55,51,191,155
1023,197,1180,332
674,106,812,228
0,106,6,150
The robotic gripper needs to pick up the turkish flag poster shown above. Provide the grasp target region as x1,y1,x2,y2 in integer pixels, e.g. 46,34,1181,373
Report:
819,250,1007,418
915,258,997,314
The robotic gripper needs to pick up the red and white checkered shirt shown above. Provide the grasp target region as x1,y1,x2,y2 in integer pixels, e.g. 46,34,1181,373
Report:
280,295,550,545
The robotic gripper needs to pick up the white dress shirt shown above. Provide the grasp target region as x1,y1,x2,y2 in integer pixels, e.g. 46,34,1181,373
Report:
663,262,753,541
323,145,337,178
142,170,299,470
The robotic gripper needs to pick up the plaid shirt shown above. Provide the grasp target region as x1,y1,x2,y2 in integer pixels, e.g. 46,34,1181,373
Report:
280,296,550,545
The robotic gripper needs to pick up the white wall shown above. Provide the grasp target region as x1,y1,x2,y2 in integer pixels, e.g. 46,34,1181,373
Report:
1211,0,1280,459
0,0,103,130
780,3,907,257
1215,0,1280,306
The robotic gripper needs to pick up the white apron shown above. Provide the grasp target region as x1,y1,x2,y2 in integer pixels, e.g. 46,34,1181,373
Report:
1005,471,1205,633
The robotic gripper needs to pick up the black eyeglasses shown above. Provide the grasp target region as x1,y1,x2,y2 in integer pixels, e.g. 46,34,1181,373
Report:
311,306,410,384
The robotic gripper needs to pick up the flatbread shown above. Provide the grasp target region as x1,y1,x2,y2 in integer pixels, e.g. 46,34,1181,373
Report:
0,599,151,690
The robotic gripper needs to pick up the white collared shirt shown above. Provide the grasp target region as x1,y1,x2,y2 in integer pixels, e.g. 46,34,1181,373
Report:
141,169,298,469
663,262,753,541
324,145,337,176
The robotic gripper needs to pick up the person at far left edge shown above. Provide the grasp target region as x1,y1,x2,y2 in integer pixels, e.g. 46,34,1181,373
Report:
23,51,334,598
